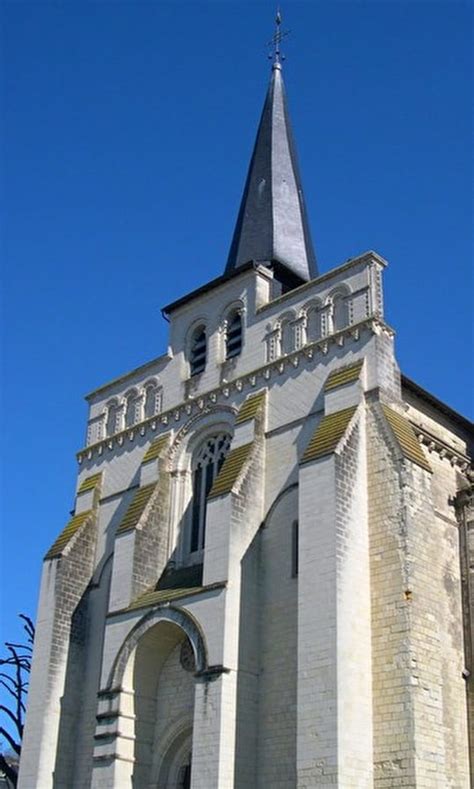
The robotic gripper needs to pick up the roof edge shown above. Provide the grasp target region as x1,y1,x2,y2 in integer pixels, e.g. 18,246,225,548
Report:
162,260,269,316
401,374,473,433
257,249,387,315
85,353,170,402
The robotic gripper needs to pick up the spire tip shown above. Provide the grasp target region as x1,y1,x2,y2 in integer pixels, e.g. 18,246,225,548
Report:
268,7,290,69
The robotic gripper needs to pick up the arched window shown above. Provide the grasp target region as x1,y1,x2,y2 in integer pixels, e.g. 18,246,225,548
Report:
106,399,119,437
125,389,141,427
190,433,231,553
225,311,242,359
144,381,162,419
280,318,294,355
306,305,321,342
190,327,207,376
331,292,349,332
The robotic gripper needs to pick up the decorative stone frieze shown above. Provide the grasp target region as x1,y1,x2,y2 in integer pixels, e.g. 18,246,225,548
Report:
77,316,393,464
414,424,470,470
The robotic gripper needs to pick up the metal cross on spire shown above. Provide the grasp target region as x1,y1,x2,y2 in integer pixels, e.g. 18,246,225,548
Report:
268,8,290,68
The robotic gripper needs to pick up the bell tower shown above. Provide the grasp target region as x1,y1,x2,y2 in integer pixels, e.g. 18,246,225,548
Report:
19,11,472,789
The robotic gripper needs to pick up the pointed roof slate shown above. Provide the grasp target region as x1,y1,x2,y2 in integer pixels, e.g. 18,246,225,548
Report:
225,64,317,283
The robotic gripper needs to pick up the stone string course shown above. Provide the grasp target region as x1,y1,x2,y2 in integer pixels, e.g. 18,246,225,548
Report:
19,251,472,788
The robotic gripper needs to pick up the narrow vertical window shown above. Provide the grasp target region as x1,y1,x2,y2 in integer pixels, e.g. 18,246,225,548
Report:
125,390,139,427
306,306,321,342
190,433,231,553
106,400,119,436
225,311,242,359
280,319,294,355
332,294,348,332
190,327,207,376
292,520,299,577
144,382,161,419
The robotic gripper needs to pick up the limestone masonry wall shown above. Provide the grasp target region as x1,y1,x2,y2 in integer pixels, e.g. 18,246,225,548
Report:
20,251,472,788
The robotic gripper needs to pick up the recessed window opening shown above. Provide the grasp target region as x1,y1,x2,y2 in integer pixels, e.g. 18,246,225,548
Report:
190,327,207,376
280,319,294,355
190,433,231,553
106,400,119,437
144,382,161,419
226,312,242,359
125,390,140,428
332,294,348,331
306,307,321,342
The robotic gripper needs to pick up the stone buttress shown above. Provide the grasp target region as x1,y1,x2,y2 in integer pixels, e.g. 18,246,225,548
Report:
19,39,472,789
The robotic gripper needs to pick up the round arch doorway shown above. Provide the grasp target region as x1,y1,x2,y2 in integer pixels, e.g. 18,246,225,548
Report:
156,727,192,789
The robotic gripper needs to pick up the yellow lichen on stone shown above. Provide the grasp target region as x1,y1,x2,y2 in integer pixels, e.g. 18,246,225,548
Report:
127,585,205,611
324,360,363,391
301,407,358,463
77,473,102,493
142,433,170,464
208,442,254,498
116,484,156,534
381,405,432,472
235,391,266,424
44,511,93,560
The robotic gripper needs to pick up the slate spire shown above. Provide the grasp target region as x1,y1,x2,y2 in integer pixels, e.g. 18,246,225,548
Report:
225,58,317,283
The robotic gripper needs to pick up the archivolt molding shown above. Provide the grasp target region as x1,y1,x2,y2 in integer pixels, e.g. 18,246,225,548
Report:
77,317,395,464
107,605,208,690
218,299,246,331
184,314,210,348
168,406,237,471
274,308,297,329
325,282,352,303
300,297,323,319
154,717,193,787
124,386,139,400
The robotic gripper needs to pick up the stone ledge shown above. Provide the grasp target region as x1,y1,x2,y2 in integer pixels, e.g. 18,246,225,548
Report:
77,317,390,464
108,580,227,616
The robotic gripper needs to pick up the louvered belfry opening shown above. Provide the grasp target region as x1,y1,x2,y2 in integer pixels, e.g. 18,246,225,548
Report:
190,327,207,376
226,312,243,359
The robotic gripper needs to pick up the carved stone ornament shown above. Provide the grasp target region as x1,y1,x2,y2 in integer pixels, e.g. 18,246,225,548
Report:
76,318,389,464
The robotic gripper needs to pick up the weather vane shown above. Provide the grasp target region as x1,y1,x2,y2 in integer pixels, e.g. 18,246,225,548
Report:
268,8,291,67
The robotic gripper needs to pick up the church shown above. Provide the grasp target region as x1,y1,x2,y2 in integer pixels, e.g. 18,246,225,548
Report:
19,16,473,789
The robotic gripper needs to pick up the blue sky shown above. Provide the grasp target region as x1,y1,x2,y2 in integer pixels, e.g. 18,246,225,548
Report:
1,0,472,655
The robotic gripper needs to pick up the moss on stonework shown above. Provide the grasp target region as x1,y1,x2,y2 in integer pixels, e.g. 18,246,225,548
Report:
127,584,207,611
45,511,93,560
208,442,254,498
381,405,432,472
142,433,170,464
235,391,266,424
77,472,102,493
301,407,357,464
324,360,363,391
116,484,156,535
127,564,205,611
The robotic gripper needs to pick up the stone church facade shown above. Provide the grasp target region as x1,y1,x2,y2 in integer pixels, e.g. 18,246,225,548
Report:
20,49,473,789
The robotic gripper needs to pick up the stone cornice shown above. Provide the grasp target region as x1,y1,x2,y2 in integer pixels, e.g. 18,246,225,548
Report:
107,581,227,617
256,250,387,315
84,352,170,402
77,316,394,464
411,421,471,470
